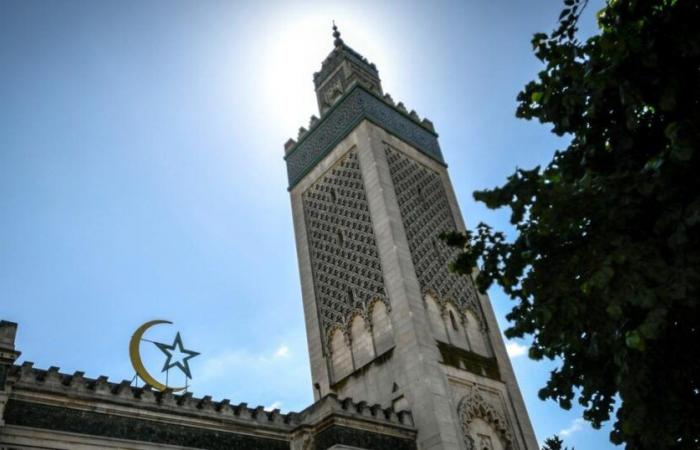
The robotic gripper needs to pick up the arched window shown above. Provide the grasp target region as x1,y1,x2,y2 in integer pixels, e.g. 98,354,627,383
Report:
371,300,395,354
458,388,512,450
449,310,459,330
446,304,469,349
330,328,352,381
416,184,427,202
424,294,448,342
432,238,441,258
350,315,374,368
465,310,491,356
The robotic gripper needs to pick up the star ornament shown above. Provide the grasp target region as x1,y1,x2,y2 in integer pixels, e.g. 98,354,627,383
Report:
154,332,200,379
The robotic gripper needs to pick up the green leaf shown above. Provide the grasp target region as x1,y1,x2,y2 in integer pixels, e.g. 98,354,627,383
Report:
445,1,700,447
625,331,645,351
670,144,693,161
606,303,623,318
589,265,614,289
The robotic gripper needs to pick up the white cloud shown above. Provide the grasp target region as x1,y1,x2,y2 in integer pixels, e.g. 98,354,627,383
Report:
506,341,527,358
197,345,293,383
560,418,586,437
265,401,282,411
197,349,263,382
274,345,290,358
191,343,312,413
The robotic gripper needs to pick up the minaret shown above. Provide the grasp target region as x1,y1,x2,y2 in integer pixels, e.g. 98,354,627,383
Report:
284,26,538,450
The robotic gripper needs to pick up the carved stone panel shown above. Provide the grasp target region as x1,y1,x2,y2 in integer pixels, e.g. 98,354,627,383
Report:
320,69,346,110
302,149,388,349
384,145,480,316
458,386,515,450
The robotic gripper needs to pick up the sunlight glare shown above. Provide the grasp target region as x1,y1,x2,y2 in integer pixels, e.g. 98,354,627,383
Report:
257,8,393,140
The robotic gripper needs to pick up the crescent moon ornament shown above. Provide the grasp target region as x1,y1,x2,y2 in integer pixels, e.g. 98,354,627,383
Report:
129,320,186,392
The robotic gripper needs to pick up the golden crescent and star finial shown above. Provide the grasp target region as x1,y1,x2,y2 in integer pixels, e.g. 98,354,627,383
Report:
129,320,199,392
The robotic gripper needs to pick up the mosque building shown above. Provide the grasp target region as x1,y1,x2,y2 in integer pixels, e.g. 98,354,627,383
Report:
0,27,537,450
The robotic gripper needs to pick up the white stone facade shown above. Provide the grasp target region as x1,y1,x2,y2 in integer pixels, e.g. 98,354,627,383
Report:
286,33,539,450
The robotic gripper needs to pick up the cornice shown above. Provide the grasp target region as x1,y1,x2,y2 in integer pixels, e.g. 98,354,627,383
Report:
284,84,444,189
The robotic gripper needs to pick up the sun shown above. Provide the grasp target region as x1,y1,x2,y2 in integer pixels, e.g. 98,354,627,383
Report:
260,16,330,137
256,8,392,140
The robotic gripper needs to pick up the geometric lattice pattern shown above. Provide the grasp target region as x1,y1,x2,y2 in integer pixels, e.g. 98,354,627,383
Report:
384,144,479,314
302,149,387,345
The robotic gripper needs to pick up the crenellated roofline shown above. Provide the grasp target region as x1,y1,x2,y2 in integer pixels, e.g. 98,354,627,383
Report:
5,361,415,432
284,83,443,189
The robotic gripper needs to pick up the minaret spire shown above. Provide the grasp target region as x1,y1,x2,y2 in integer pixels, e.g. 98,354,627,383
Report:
332,21,343,47
314,22,382,114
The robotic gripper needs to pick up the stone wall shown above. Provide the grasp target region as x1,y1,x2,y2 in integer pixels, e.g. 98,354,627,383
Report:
288,116,540,449
0,321,417,450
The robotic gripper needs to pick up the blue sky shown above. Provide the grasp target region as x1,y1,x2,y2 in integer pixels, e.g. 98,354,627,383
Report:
0,0,614,448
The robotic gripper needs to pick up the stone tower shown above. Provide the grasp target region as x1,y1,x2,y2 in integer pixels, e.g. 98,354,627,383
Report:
284,26,539,450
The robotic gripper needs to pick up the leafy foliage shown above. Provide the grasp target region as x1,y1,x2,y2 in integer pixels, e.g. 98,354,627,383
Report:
444,0,700,448
541,435,573,450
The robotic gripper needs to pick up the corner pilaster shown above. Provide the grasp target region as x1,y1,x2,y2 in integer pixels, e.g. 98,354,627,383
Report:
356,121,465,449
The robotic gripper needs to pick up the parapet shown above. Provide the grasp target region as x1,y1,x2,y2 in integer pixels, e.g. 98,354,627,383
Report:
2,358,416,449
296,392,414,429
8,362,297,428
0,321,18,352
283,82,444,189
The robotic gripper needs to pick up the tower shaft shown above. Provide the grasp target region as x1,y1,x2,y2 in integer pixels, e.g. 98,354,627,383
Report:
284,29,538,450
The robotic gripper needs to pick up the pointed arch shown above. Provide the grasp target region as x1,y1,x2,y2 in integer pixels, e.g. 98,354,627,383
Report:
458,386,514,450
444,299,469,350
464,308,491,357
350,313,374,368
329,326,353,381
368,298,394,355
461,303,488,333
424,292,448,343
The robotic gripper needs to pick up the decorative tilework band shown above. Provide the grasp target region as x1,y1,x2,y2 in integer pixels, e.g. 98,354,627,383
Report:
285,84,444,188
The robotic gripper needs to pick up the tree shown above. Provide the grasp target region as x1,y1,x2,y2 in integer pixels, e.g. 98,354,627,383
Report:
443,0,700,448
541,435,573,450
